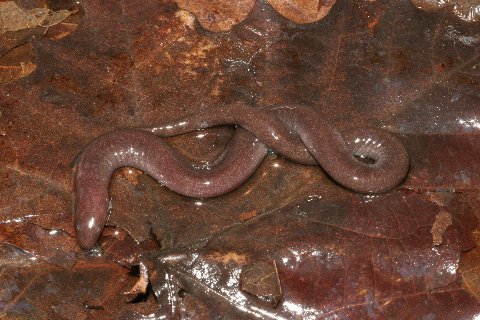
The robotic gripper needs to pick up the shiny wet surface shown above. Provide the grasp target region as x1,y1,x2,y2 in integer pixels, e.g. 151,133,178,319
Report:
1,0,480,319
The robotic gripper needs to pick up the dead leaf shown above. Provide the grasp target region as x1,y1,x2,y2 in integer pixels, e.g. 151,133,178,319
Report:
431,210,453,246
147,193,473,317
462,268,480,300
410,0,448,11
0,1,74,34
34,8,75,28
174,0,256,32
1,0,480,318
0,259,158,319
175,9,196,30
239,210,258,222
0,222,78,268
0,41,36,83
0,1,43,33
460,226,480,300
241,260,282,307
118,167,144,186
0,60,36,83
124,261,150,300
267,0,337,23
411,0,480,22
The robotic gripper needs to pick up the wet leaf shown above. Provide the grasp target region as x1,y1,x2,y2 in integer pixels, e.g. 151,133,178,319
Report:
175,0,256,32
0,43,36,84
411,0,480,22
0,2,80,84
0,1,46,33
241,260,282,307
431,210,453,246
123,261,150,300
0,222,78,268
0,259,158,319
1,0,480,318
267,0,337,23
0,1,74,33
146,193,478,318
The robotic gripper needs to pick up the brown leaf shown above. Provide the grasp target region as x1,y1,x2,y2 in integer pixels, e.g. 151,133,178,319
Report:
147,192,475,318
267,0,337,23
0,1,74,34
0,60,36,83
0,259,158,319
123,261,150,300
34,8,75,28
410,0,448,11
0,3,80,86
0,222,78,268
402,134,480,190
239,210,258,222
460,226,480,301
174,0,256,32
411,0,480,22
0,42,36,83
431,210,453,246
1,0,480,318
241,260,282,307
99,226,160,267
0,1,43,33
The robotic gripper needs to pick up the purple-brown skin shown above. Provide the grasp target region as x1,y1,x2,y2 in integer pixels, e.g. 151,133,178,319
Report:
74,104,409,249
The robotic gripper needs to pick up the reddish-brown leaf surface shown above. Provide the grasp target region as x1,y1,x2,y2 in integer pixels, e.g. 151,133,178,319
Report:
1,0,480,319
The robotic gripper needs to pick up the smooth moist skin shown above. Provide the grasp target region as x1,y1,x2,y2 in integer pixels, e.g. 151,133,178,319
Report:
74,104,409,249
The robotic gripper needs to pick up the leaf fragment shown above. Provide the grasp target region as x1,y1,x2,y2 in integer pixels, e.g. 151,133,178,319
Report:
267,0,337,24
241,260,282,307
431,210,453,246
0,1,75,34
